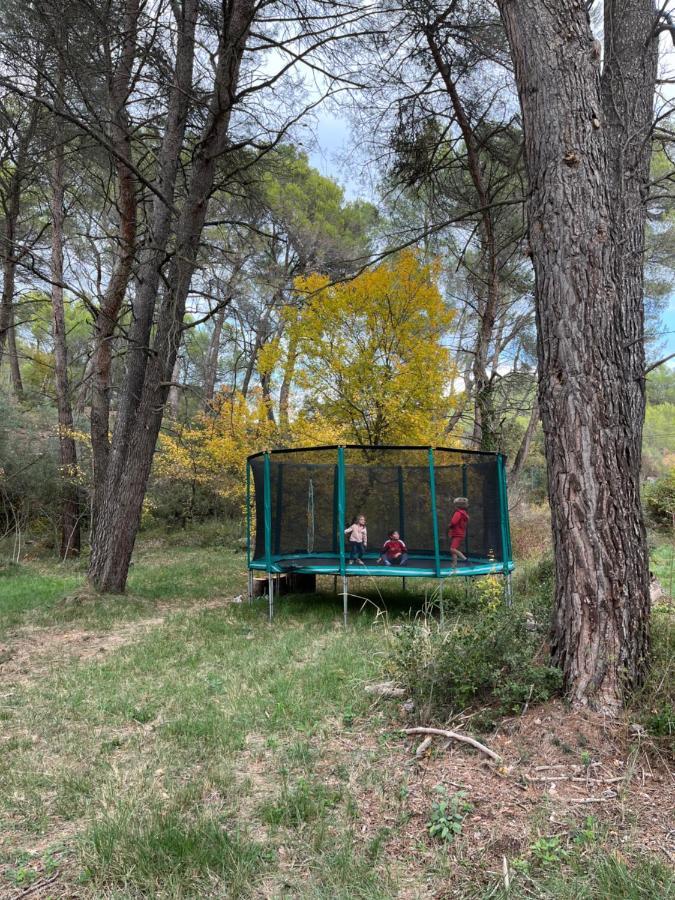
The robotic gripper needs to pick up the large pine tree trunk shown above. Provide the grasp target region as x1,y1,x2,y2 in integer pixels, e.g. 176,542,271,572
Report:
497,0,657,712
51,70,81,559
88,0,255,593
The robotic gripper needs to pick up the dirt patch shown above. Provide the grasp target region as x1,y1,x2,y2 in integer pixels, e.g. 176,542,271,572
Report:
0,619,165,684
347,700,674,879
0,593,246,686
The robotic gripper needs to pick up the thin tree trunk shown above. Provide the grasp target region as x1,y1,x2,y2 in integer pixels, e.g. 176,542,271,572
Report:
89,0,139,534
89,0,256,593
510,397,539,484
203,304,225,406
6,307,23,397
51,60,80,558
278,331,298,434
497,0,657,711
167,355,181,418
425,28,500,451
0,93,40,396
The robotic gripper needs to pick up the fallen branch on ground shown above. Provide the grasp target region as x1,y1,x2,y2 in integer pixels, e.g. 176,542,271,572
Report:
365,681,407,698
415,735,433,758
403,726,501,763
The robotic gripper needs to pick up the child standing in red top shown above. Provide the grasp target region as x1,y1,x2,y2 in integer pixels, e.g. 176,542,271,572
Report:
448,497,469,568
377,531,408,566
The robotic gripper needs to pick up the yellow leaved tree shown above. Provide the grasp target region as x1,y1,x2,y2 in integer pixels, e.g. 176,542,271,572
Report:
153,390,277,520
278,251,457,446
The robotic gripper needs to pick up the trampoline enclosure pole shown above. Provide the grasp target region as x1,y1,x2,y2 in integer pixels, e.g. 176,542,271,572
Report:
246,460,251,570
496,454,510,575
337,446,346,576
397,466,405,540
428,447,441,577
462,462,469,557
263,452,272,573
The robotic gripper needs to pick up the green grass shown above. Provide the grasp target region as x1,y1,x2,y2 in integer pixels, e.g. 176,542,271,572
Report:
650,533,675,599
0,537,672,898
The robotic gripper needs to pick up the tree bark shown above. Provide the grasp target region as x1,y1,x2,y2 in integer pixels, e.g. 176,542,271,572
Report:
497,0,657,711
89,0,139,532
51,59,80,558
88,0,256,593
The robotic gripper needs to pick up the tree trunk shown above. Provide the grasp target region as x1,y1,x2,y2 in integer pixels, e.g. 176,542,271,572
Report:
425,28,500,452
167,355,181,418
497,0,657,711
6,307,23,398
203,304,225,406
88,0,256,593
89,0,139,533
278,331,298,434
510,397,539,484
0,93,40,397
51,64,80,559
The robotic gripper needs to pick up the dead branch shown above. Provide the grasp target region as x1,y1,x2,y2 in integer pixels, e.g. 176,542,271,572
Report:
403,726,501,763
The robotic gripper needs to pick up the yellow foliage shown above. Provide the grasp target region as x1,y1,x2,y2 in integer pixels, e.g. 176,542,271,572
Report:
154,389,277,510
289,251,458,446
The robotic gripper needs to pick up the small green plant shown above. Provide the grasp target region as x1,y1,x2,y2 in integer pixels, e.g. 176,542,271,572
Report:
530,835,569,868
260,776,342,827
580,750,592,768
6,865,38,887
572,815,603,847
426,787,472,843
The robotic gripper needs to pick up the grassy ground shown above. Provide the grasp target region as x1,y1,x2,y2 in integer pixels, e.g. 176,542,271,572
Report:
0,537,673,898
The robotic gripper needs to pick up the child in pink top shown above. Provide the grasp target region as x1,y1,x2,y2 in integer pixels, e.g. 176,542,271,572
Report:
345,514,367,565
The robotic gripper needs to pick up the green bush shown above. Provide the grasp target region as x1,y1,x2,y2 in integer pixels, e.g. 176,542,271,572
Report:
388,573,562,723
643,470,675,525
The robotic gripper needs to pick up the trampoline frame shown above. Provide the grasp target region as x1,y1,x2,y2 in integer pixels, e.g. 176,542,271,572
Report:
245,444,514,623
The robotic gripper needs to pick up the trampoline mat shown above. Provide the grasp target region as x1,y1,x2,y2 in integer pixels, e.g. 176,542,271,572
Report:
252,553,512,578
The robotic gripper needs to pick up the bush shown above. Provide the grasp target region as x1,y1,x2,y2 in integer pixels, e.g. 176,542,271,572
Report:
388,573,562,723
643,470,675,526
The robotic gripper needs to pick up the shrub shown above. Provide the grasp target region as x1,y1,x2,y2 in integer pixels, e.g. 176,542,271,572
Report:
388,575,562,723
643,470,675,526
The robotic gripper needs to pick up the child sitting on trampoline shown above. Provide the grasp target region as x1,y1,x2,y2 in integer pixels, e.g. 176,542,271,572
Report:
377,531,408,566
345,514,367,564
448,497,469,568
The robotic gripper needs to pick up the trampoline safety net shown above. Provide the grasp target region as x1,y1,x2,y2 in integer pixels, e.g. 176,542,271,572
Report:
248,446,512,572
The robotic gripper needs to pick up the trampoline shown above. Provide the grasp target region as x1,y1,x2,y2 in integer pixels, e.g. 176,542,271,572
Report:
246,445,514,622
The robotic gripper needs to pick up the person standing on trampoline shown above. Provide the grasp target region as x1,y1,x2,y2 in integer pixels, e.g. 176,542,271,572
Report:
345,514,367,565
448,497,469,568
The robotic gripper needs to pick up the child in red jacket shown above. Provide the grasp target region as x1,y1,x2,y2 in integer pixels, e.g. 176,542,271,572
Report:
448,497,469,568
377,530,408,566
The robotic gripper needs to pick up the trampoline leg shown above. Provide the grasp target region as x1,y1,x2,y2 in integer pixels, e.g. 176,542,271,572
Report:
342,575,349,627
402,577,407,592
333,575,338,594
268,573,274,623
247,570,253,604
439,581,445,627
505,573,513,608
